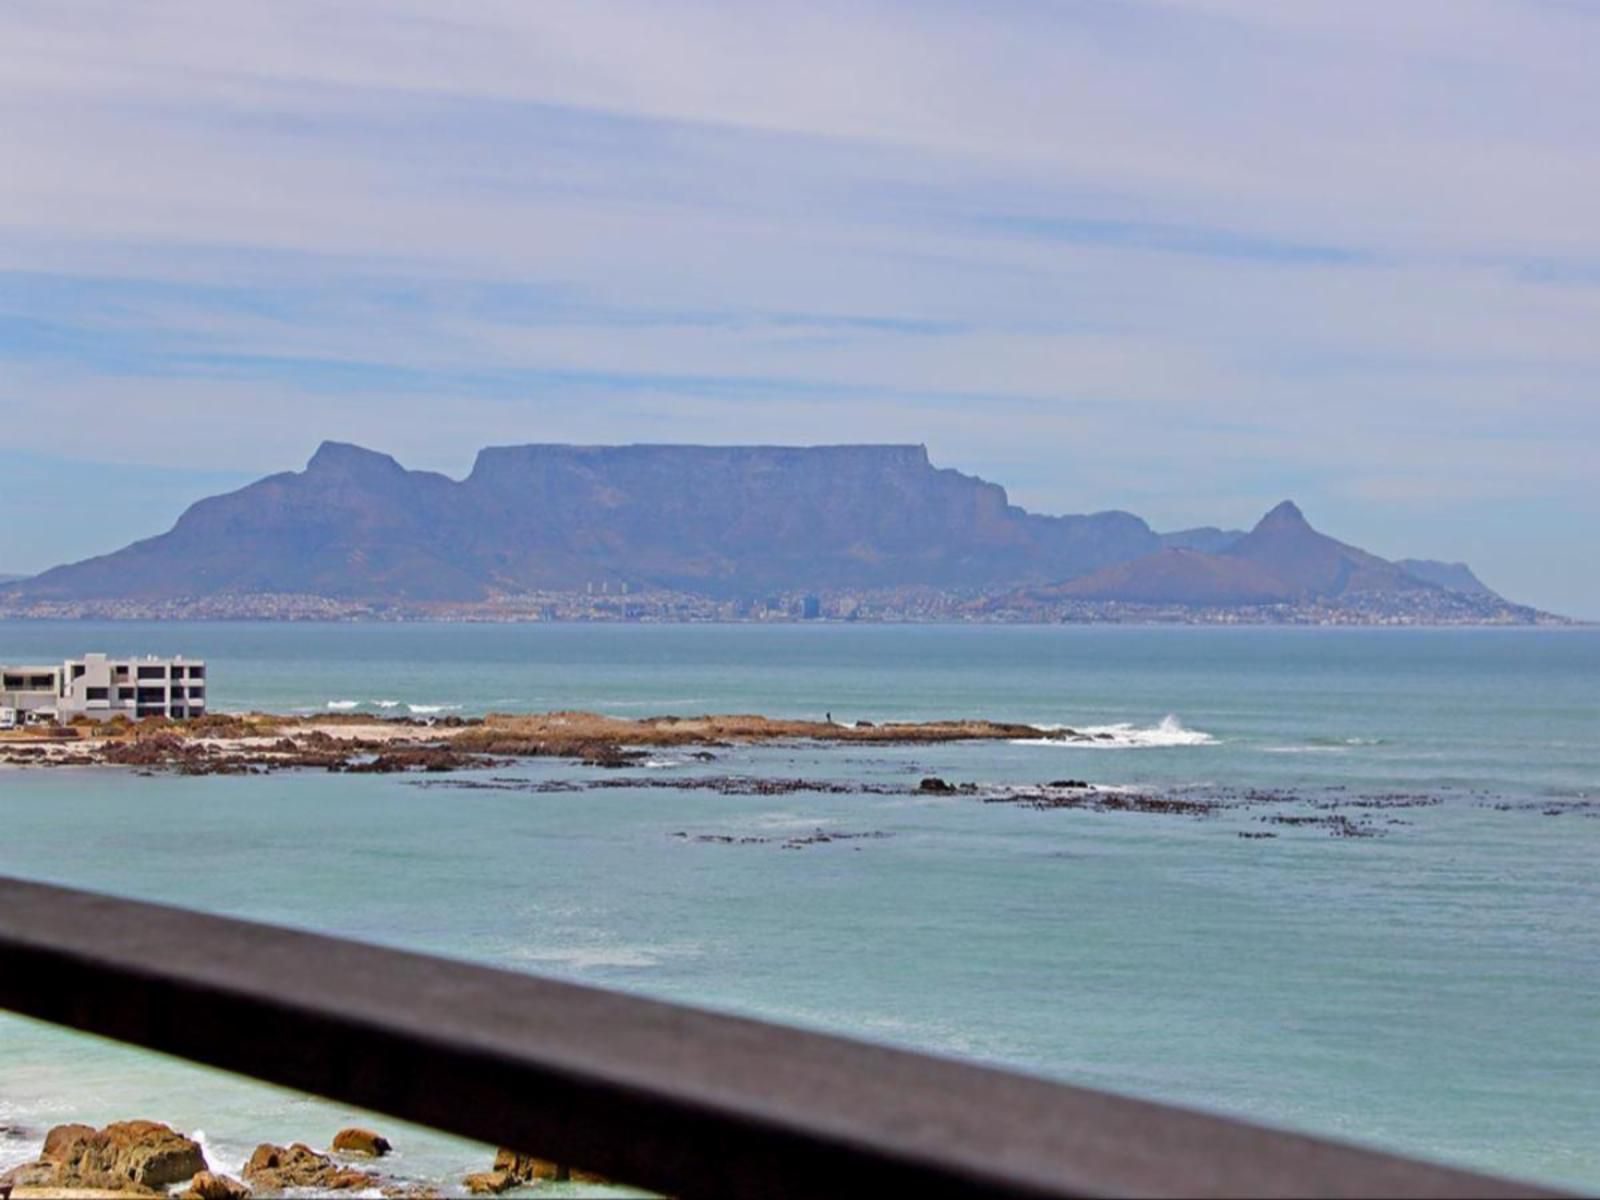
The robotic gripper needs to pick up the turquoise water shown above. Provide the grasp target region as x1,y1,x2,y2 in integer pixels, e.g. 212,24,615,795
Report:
1,622,1597,1192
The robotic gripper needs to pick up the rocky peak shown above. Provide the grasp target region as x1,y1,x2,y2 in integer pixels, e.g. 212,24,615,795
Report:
1253,500,1310,533
304,441,406,479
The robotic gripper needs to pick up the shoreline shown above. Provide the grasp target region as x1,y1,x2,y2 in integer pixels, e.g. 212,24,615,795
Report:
0,710,1062,774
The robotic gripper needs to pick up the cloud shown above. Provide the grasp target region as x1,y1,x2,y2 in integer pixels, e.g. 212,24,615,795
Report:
0,0,1596,613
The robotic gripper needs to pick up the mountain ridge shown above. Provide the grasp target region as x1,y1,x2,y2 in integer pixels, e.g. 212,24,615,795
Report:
9,441,1163,602
1,442,1544,620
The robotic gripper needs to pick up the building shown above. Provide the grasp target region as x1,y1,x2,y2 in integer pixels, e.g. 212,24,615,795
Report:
0,654,206,723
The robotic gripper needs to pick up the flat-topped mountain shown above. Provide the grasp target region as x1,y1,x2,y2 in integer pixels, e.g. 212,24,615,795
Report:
3,442,1541,620
8,442,1162,601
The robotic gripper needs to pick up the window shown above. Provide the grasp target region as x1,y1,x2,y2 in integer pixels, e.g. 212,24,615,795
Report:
86,687,109,701
137,666,166,680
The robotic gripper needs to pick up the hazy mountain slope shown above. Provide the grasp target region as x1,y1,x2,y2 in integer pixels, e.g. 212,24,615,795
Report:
1056,547,1296,604
1397,559,1501,599
1222,501,1428,597
1011,501,1438,607
1157,527,1245,554
18,443,483,601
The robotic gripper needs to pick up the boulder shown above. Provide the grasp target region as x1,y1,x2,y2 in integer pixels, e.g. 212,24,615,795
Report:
243,1143,378,1192
491,1148,608,1185
331,1128,392,1157
462,1170,515,1194
9,1120,206,1193
39,1124,97,1163
180,1170,251,1200
918,777,955,793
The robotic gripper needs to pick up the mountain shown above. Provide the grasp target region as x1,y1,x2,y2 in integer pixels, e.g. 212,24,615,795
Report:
6,442,1164,602
1223,501,1430,597
1033,501,1448,607
1158,526,1245,554
1396,559,1501,600
0,574,27,584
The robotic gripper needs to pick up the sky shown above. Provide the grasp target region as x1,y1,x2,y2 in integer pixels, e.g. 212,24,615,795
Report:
0,1,1596,615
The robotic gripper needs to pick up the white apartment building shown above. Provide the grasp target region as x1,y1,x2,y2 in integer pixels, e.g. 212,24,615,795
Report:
0,654,207,723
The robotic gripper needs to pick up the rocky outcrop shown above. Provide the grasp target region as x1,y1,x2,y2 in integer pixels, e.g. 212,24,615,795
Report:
179,1170,251,1200
3,1120,207,1194
243,1143,379,1192
489,1148,608,1185
330,1128,391,1156
462,1170,516,1194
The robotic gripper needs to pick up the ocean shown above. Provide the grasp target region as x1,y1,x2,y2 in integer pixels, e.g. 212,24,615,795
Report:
1,621,1597,1193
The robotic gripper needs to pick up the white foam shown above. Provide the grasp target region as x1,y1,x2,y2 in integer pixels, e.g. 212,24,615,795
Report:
406,703,462,715
511,946,666,969
1014,715,1217,749
325,700,360,711
373,699,400,709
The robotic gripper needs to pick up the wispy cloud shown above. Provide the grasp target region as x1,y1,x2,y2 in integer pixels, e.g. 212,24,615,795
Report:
0,0,1596,612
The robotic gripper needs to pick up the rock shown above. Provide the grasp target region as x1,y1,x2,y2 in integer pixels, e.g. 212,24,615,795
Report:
491,1149,607,1186
39,1125,96,1163
1047,779,1089,790
181,1170,251,1200
331,1128,392,1157
11,1120,206,1194
463,1170,515,1194
243,1143,379,1192
918,777,955,793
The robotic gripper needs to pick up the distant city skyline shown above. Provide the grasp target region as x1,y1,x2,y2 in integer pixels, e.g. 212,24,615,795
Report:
1,2,1597,616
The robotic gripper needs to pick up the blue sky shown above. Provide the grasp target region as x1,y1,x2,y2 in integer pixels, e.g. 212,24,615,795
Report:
0,1,1597,614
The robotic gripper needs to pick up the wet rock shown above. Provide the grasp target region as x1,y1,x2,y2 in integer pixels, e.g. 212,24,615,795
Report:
463,1169,515,1194
11,1120,207,1194
1047,779,1089,790
244,1142,379,1192
331,1127,392,1157
180,1170,251,1200
918,777,955,793
492,1148,608,1185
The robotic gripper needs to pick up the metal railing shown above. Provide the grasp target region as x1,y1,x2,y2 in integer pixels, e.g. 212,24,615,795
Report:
0,877,1563,1198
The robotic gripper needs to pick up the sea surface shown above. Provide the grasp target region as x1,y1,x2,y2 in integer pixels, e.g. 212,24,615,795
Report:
1,621,1597,1194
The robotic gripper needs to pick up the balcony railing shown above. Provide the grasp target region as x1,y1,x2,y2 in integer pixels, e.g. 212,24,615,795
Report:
0,876,1564,1199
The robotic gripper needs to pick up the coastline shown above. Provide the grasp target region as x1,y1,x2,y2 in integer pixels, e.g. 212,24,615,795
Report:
0,711,1062,774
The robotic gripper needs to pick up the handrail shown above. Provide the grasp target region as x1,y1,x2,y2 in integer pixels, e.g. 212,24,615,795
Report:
0,877,1564,1198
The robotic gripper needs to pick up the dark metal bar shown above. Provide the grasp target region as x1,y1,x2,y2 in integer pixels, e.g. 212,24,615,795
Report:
0,876,1562,1198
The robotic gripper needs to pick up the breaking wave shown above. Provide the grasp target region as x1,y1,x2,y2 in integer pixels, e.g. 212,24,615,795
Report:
1013,715,1217,749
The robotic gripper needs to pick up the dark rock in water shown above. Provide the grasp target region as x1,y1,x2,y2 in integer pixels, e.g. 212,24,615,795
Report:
854,720,876,728
919,777,956,793
331,1127,392,1157
1048,779,1090,789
